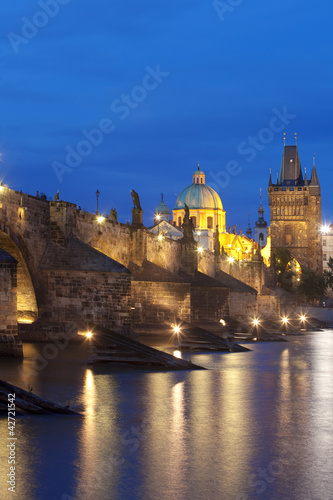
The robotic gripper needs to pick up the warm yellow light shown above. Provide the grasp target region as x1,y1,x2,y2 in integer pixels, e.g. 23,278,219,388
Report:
173,325,181,335
220,319,226,326
253,318,260,326
300,315,307,322
173,350,182,359
86,331,93,338
97,216,105,223
228,244,231,248
282,317,288,324
18,318,34,324
237,247,240,251
228,256,234,263
198,246,203,253
156,214,161,220
197,231,201,236
158,234,163,241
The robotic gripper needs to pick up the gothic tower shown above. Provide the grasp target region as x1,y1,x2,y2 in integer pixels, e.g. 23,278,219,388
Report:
268,143,322,273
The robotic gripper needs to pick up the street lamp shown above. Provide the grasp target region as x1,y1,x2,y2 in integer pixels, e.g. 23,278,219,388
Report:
96,189,100,215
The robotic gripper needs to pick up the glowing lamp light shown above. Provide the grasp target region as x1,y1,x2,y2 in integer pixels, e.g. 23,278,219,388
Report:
197,231,201,236
158,234,163,241
86,331,93,339
321,224,330,234
173,325,181,335
282,317,288,324
173,350,182,359
198,246,203,253
300,315,307,322
228,256,234,263
156,214,161,220
228,244,231,248
220,319,226,326
97,216,105,223
253,318,260,326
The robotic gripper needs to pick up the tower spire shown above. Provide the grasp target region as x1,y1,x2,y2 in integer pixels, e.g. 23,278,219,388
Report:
295,132,297,146
269,167,272,186
283,133,286,146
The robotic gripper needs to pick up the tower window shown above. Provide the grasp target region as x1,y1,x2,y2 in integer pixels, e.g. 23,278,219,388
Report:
207,216,213,229
191,216,197,228
323,240,327,246
323,254,327,261
201,178,203,183
178,216,182,227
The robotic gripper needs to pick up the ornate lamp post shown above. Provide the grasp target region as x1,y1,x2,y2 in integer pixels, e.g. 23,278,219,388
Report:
96,189,100,215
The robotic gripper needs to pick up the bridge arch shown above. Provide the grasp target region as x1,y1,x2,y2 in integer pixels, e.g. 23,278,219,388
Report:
0,223,39,323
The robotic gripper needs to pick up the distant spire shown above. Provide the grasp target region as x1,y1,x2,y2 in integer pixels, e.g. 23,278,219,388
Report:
259,188,262,207
310,154,319,186
161,192,164,202
269,167,272,186
246,214,252,237
304,167,308,186
295,132,298,146
283,133,286,146
276,171,279,184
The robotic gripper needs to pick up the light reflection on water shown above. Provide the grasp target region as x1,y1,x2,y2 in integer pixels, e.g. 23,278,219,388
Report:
0,333,332,499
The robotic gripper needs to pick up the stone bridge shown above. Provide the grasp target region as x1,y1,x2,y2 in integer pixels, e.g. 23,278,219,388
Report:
0,186,280,356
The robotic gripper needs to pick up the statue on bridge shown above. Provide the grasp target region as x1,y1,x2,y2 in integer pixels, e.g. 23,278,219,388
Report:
54,191,59,202
182,203,194,240
110,208,117,222
214,225,220,255
131,190,142,210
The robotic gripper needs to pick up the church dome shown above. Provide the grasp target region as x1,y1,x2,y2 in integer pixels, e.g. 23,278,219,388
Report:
155,193,170,215
174,167,223,210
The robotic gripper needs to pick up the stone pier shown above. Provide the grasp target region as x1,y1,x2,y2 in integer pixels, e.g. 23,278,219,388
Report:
0,249,23,357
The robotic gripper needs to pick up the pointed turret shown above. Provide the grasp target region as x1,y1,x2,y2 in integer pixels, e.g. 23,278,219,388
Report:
278,145,303,186
268,168,272,187
310,156,319,186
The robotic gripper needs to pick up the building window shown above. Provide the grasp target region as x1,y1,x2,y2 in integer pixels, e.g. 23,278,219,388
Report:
178,216,182,227
201,178,203,184
323,240,327,246
323,254,327,261
207,216,213,229
191,216,197,228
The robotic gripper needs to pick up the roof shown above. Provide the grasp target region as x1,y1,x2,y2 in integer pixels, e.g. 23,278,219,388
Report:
174,184,223,210
215,269,257,293
40,235,130,273
279,145,303,186
179,270,229,288
0,249,17,264
129,260,188,283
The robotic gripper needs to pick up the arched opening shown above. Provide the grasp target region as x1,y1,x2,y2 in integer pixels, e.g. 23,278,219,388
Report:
0,230,38,323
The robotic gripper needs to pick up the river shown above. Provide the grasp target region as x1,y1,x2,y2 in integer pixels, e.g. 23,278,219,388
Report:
0,331,332,500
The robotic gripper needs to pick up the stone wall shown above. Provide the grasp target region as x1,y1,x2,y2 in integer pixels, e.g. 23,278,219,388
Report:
131,281,191,325
40,270,131,333
218,256,265,293
146,233,181,274
229,291,257,320
191,286,229,323
0,250,23,357
257,294,280,318
198,251,216,277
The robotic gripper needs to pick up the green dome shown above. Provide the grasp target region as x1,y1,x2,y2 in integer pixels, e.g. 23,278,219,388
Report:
155,193,170,215
174,167,223,210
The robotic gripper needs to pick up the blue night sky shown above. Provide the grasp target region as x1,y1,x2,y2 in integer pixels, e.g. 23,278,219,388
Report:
1,1,333,230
